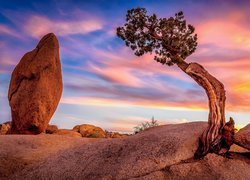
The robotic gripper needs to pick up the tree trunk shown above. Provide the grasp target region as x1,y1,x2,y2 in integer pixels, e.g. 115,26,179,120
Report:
176,59,226,158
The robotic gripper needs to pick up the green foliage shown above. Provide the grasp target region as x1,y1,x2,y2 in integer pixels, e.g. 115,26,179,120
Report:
117,7,198,65
134,116,159,134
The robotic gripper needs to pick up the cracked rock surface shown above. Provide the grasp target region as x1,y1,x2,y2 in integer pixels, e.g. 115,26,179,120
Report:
8,33,62,134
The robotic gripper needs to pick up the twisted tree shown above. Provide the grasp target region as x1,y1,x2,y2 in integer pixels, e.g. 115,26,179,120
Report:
117,8,235,158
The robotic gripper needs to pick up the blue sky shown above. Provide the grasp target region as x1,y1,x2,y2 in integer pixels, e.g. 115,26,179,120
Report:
1,0,250,132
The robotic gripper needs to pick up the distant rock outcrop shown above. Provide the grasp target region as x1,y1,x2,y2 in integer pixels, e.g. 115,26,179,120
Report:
46,125,58,134
234,124,250,150
0,122,11,135
8,33,63,134
53,129,82,138
73,124,106,138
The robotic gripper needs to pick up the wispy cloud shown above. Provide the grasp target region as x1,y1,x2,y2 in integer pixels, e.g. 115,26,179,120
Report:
0,24,20,38
88,62,144,87
0,54,16,73
61,95,206,111
0,41,5,48
24,15,103,38
1,1,250,130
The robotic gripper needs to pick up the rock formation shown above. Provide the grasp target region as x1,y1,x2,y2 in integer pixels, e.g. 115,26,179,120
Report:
0,134,100,179
0,122,249,179
53,129,82,138
164,153,250,179
0,122,11,135
46,124,58,134
8,33,62,134
73,124,106,138
234,124,250,150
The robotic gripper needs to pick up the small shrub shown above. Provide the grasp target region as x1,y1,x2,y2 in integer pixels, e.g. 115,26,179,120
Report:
88,133,99,138
134,117,159,134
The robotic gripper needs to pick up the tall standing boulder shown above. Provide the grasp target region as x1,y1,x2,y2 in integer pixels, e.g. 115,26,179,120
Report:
8,33,63,134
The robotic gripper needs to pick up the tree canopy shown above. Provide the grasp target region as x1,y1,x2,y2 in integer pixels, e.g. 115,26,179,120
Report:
117,8,235,158
117,8,198,66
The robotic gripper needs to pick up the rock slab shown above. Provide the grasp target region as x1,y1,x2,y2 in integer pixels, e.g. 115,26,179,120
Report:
1,122,249,180
8,33,63,134
10,122,208,179
234,124,250,150
165,153,250,180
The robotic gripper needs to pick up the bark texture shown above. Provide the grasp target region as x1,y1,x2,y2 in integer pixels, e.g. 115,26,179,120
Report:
176,59,226,158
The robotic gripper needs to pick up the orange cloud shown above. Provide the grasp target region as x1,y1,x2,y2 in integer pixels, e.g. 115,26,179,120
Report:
199,58,250,112
193,10,250,113
63,39,250,114
61,96,206,111
61,96,134,107
233,82,250,92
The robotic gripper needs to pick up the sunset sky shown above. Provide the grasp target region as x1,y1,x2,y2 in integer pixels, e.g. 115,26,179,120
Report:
0,0,250,132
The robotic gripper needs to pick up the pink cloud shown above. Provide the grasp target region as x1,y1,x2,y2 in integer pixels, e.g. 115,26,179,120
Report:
0,24,20,38
196,11,250,50
61,96,132,107
0,41,5,48
106,116,150,133
86,49,193,86
22,9,250,114
60,35,194,86
61,31,250,114
24,15,103,38
189,10,250,113
88,62,144,87
198,57,250,112
0,54,17,73
60,38,193,89
61,89,207,111
83,55,250,113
